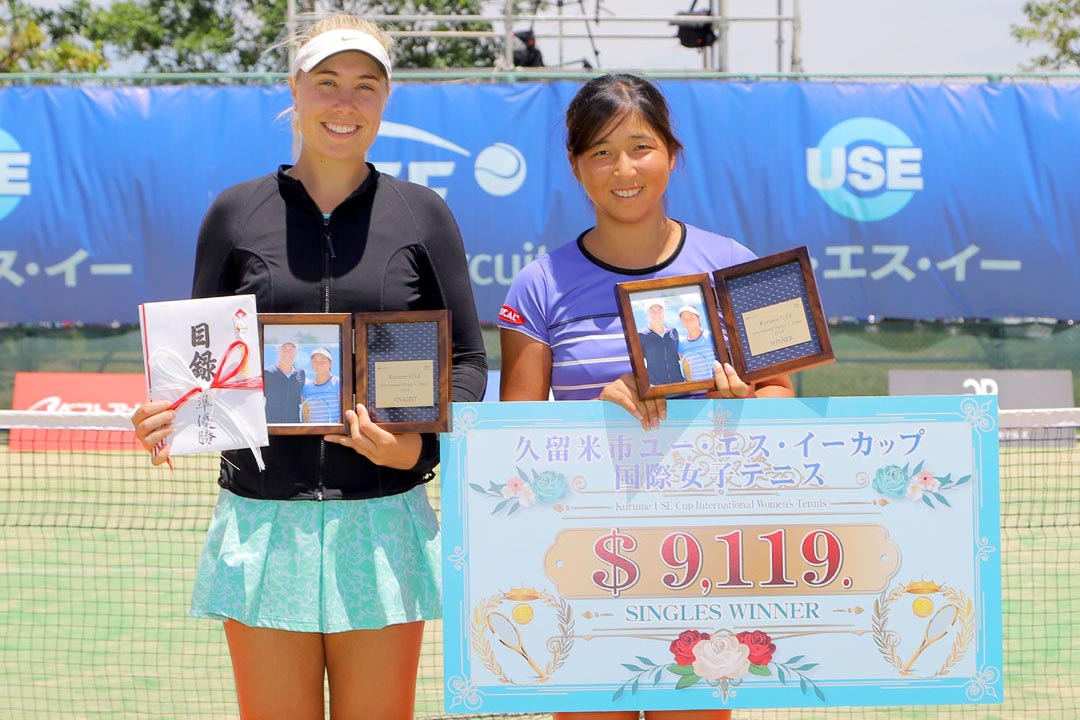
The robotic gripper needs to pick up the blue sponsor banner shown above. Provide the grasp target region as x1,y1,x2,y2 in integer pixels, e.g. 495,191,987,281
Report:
1,81,1077,323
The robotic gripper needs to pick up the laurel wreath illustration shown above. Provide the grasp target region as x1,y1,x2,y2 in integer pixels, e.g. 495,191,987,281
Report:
470,589,575,685
872,582,974,677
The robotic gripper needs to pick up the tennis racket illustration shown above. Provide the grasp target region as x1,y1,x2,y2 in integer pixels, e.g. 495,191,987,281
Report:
487,611,547,679
300,397,335,424
903,603,959,672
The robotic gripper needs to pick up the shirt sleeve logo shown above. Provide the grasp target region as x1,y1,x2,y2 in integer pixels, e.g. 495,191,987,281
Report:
499,304,525,325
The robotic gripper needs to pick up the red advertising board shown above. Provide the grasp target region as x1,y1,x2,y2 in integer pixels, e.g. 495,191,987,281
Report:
10,372,145,451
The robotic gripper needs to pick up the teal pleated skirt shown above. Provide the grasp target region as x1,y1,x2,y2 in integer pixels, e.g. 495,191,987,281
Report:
190,485,441,633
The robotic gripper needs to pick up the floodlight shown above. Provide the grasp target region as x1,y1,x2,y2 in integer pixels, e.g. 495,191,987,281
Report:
512,30,545,67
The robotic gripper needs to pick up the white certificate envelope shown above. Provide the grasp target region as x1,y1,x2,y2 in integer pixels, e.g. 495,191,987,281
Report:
138,295,269,460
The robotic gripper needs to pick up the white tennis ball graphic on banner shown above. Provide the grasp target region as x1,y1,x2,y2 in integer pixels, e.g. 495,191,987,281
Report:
474,142,527,196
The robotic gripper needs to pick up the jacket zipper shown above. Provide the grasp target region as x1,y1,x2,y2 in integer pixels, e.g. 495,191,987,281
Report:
317,214,334,501
322,215,336,307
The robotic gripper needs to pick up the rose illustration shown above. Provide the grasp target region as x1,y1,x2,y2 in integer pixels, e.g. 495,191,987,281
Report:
616,629,826,702
532,470,569,505
669,629,710,666
475,470,570,515
862,461,969,508
691,633,750,681
736,630,776,667
873,465,909,499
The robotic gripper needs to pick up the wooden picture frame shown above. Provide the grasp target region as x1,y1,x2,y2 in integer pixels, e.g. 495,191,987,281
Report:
354,310,452,433
712,246,835,383
258,313,353,435
614,274,729,399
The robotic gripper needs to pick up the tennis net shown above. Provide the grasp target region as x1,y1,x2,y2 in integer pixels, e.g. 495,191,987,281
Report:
0,408,1076,719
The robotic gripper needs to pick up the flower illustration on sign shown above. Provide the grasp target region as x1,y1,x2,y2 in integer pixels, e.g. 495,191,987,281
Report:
615,629,824,702
872,460,969,508
470,466,569,515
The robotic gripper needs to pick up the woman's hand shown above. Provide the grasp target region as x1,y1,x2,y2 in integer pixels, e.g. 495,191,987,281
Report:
130,400,176,466
707,361,755,399
709,362,797,399
325,403,423,469
599,372,666,431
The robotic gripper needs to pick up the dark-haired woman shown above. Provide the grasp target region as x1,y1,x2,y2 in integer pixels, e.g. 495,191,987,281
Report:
498,73,793,720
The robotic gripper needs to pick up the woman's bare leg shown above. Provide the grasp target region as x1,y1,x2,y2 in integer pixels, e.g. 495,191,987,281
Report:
223,620,326,720
324,620,426,720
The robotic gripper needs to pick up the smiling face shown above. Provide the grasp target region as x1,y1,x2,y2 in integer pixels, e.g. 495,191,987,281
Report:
680,311,701,334
276,342,297,369
289,49,389,165
647,304,667,328
570,111,676,228
311,353,333,381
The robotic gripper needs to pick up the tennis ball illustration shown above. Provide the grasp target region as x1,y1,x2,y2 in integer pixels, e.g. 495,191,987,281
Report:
474,143,527,196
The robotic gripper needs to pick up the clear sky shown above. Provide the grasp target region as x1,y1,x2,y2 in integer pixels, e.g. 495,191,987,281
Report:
511,0,1042,75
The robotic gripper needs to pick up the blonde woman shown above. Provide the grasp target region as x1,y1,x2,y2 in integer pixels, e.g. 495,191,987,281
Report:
132,15,487,719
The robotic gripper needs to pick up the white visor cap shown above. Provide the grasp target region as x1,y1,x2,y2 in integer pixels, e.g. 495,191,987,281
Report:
293,29,392,79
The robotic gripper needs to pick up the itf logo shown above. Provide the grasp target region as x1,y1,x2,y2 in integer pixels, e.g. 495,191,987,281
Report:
806,117,922,222
0,128,31,221
373,121,526,199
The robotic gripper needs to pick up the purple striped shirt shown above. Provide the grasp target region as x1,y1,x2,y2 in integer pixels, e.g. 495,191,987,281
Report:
498,222,756,400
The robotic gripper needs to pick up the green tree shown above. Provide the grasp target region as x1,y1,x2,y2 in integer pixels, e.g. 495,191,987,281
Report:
13,0,533,74
369,0,508,69
78,0,285,73
295,1,543,70
0,0,106,72
1011,0,1080,71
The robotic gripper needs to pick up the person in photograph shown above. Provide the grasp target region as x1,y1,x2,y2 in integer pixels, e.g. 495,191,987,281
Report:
638,300,684,385
301,347,341,423
131,14,487,720
677,304,715,381
263,337,305,423
498,73,793,720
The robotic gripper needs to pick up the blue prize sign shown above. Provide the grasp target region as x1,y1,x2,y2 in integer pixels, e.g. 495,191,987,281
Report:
441,395,1002,713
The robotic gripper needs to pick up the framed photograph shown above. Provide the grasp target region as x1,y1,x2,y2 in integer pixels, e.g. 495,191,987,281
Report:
712,246,835,383
614,274,728,399
258,313,353,435
354,310,451,433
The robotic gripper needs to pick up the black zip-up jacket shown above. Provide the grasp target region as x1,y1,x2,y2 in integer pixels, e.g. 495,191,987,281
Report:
191,164,488,500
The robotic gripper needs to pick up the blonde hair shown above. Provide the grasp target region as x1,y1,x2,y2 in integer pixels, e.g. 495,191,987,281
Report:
274,14,395,158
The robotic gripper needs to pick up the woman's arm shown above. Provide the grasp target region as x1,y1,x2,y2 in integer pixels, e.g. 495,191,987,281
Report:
754,373,795,398
500,328,667,430
361,189,486,476
417,194,488,404
190,193,239,299
130,400,176,466
709,362,795,399
134,196,240,465
499,329,551,401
